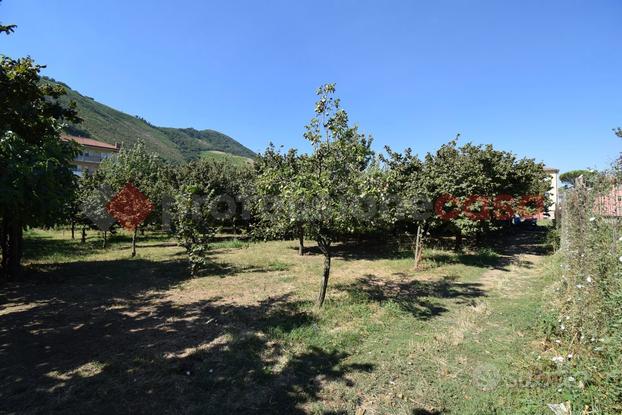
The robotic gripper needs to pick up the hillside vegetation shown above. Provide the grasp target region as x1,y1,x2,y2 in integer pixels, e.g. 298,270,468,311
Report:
201,150,254,167
45,78,255,162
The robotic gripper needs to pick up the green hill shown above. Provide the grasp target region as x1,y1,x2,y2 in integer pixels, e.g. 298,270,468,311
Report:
45,78,256,162
201,150,254,167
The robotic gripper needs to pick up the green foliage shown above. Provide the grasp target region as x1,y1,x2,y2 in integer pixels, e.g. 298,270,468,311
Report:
0,21,15,36
559,169,598,188
0,43,80,277
201,150,253,167
97,140,170,223
92,141,171,254
172,184,215,276
297,84,376,245
253,144,306,240
0,1,16,35
160,128,256,160
174,156,254,231
543,165,622,413
420,138,549,241
256,84,377,306
168,154,254,274
74,173,112,230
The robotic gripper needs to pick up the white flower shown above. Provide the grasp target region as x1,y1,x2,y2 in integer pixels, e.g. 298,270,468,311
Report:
589,217,596,222
552,356,564,364
576,284,584,289
619,256,622,263
618,236,622,242
560,324,565,330
586,276,592,283
567,353,573,359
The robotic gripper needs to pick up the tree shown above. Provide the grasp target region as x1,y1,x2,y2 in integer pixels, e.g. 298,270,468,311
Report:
170,167,217,276
97,140,169,256
380,147,431,268
173,184,215,276
420,138,549,248
560,169,598,188
253,145,307,255
74,172,117,246
258,84,376,307
0,2,16,36
174,157,254,237
0,17,81,278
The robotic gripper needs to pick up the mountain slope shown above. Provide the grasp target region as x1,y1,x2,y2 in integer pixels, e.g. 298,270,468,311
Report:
158,127,256,160
45,78,255,162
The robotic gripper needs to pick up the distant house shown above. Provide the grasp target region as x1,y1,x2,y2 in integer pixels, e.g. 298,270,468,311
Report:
543,166,560,219
595,184,622,217
62,135,121,176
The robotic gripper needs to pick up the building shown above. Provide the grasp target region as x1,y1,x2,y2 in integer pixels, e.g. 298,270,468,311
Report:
595,183,622,217
544,166,559,218
62,135,120,176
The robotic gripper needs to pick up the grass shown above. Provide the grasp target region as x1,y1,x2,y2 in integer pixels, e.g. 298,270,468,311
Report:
0,227,559,414
200,150,254,166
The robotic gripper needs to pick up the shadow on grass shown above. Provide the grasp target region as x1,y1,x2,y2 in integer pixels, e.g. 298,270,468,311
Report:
297,239,399,261
22,231,175,262
1,255,371,414
300,239,503,270
199,260,290,278
336,274,486,320
423,250,503,270
300,229,548,272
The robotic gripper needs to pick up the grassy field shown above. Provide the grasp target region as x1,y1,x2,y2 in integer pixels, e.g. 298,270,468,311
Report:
0,228,558,414
201,150,254,166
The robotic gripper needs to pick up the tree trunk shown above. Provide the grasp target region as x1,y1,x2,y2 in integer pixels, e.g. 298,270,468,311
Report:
131,227,138,257
81,225,87,244
0,219,8,280
298,225,304,256
317,239,331,307
102,230,107,248
454,230,463,251
1,220,23,280
9,224,22,278
412,224,424,270
71,221,75,239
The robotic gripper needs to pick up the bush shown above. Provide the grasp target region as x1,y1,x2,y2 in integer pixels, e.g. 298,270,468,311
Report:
542,176,622,413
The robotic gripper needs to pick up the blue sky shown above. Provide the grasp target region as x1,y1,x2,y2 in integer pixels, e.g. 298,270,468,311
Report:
2,0,621,172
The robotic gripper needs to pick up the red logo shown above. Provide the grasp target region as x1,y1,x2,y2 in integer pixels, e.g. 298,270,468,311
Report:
106,183,154,230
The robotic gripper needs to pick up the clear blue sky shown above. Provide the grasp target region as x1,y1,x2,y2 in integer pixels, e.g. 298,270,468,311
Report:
2,0,621,172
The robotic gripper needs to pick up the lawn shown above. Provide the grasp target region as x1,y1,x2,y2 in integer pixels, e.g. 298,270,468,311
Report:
0,228,557,414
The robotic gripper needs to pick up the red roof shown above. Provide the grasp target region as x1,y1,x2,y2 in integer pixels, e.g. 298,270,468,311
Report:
62,135,119,151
